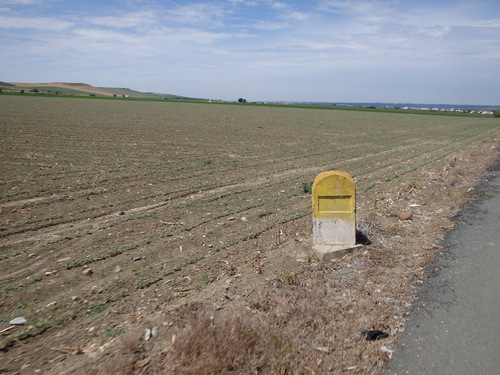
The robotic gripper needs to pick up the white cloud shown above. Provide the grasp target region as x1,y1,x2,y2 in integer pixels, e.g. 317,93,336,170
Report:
229,0,258,5
250,20,288,30
162,3,227,27
283,11,309,22
318,0,391,15
0,0,45,4
268,2,288,10
86,11,158,29
72,28,140,43
0,14,72,30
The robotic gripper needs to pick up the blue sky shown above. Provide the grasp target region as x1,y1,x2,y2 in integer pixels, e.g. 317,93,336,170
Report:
1,0,499,104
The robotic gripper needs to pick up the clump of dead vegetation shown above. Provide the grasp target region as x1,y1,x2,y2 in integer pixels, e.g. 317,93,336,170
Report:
89,257,408,374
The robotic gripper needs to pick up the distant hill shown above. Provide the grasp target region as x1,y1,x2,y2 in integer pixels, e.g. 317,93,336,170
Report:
95,87,189,100
0,81,193,100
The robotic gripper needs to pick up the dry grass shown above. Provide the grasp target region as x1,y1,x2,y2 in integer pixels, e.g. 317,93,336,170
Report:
89,259,411,374
94,265,405,374
163,311,293,374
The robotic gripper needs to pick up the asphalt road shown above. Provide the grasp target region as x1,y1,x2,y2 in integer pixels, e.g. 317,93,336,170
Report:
384,173,500,375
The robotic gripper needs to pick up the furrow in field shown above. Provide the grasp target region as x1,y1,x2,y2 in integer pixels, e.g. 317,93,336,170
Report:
1,133,480,242
1,132,472,237
1,138,440,242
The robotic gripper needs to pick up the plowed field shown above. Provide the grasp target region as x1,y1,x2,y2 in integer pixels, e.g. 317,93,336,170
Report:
1,96,499,374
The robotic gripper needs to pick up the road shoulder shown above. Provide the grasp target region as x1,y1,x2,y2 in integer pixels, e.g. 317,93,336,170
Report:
384,162,500,375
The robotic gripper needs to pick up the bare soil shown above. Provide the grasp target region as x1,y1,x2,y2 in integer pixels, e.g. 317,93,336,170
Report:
1,97,499,374
69,141,500,375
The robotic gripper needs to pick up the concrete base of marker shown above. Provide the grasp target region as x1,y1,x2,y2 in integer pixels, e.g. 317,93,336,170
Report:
313,218,355,247
313,244,365,262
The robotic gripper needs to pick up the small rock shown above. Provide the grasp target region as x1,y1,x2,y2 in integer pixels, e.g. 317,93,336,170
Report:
82,268,93,276
151,326,159,338
57,257,72,263
115,265,123,273
399,211,413,220
133,257,142,261
380,346,393,359
315,346,330,354
10,317,28,325
145,329,152,341
241,216,248,222
91,285,101,294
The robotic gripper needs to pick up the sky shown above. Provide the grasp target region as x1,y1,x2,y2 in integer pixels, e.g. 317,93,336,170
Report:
1,0,499,104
